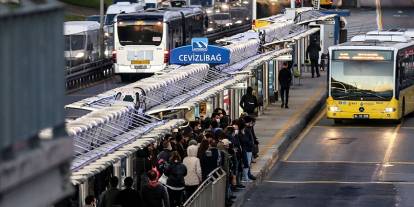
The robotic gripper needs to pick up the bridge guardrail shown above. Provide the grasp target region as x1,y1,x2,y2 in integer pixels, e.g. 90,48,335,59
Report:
65,59,113,91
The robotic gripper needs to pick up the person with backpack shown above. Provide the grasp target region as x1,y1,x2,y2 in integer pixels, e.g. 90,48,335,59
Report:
306,39,321,78
200,139,224,180
240,87,258,116
164,152,187,207
142,170,170,207
278,62,292,109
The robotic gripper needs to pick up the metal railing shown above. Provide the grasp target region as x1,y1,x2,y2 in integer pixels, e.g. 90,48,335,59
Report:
183,168,227,207
65,58,113,91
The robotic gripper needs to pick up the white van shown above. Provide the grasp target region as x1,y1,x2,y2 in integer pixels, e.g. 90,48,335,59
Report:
64,21,100,67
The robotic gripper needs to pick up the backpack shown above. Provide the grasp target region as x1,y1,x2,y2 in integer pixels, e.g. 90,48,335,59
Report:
243,95,256,113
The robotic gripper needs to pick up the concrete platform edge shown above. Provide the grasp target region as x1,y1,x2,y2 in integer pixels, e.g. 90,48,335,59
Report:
232,91,327,207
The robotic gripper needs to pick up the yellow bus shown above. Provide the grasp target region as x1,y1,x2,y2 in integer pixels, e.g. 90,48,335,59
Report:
327,29,414,123
320,0,333,7
252,19,273,30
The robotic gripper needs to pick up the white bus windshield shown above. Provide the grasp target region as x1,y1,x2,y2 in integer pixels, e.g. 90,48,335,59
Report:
330,50,394,101
117,20,163,46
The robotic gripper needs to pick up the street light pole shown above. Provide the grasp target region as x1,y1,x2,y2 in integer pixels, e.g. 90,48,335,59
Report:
99,0,105,59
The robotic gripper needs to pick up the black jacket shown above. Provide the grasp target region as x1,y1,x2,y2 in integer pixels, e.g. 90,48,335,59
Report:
165,162,187,188
200,148,224,180
278,68,292,88
142,183,170,207
240,94,258,114
306,43,321,60
118,188,141,207
239,129,254,153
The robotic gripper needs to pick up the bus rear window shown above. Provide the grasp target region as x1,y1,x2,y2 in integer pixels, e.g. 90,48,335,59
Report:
117,21,163,46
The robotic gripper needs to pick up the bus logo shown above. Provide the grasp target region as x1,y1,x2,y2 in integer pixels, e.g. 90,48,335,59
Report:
192,38,208,51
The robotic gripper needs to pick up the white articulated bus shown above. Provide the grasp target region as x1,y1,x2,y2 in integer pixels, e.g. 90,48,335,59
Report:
113,7,204,78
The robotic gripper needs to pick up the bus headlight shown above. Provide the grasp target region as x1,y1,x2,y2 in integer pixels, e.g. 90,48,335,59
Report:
329,106,340,112
75,52,85,58
384,107,396,113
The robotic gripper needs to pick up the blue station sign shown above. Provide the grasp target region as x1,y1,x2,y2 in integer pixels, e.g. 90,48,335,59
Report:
170,38,230,65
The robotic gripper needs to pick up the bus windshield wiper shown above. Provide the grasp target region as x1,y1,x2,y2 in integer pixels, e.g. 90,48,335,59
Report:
331,82,348,93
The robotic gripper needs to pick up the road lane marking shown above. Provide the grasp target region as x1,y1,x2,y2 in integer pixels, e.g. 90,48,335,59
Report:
375,0,383,30
399,126,414,129
377,122,402,180
314,125,394,129
283,160,414,165
281,110,325,161
383,124,402,163
283,160,380,164
258,81,326,158
264,180,414,185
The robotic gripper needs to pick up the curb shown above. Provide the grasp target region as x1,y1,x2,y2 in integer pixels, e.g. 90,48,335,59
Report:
232,90,328,207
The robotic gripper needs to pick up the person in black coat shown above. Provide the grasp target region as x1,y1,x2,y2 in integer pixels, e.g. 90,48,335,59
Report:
238,118,256,182
278,62,292,109
142,170,170,207
165,152,187,207
306,40,321,78
240,87,258,116
200,139,225,180
118,177,141,207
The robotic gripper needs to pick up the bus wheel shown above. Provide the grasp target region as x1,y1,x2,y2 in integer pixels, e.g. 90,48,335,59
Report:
334,119,343,124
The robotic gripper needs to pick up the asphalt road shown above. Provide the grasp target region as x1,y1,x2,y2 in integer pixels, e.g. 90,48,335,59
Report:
381,8,414,30
243,111,414,207
242,8,414,207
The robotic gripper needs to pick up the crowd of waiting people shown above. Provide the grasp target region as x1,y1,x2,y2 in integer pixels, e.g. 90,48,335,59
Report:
85,104,260,207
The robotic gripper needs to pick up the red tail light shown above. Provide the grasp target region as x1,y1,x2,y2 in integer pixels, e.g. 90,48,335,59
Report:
164,50,169,64
112,51,117,63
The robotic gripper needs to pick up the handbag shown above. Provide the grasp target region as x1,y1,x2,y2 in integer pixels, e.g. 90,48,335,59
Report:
159,173,168,185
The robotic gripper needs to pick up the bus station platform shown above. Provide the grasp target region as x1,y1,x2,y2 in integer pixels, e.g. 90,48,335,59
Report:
232,70,328,207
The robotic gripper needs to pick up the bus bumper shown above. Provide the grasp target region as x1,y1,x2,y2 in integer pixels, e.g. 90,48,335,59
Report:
114,64,165,74
327,111,400,120
326,97,401,120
